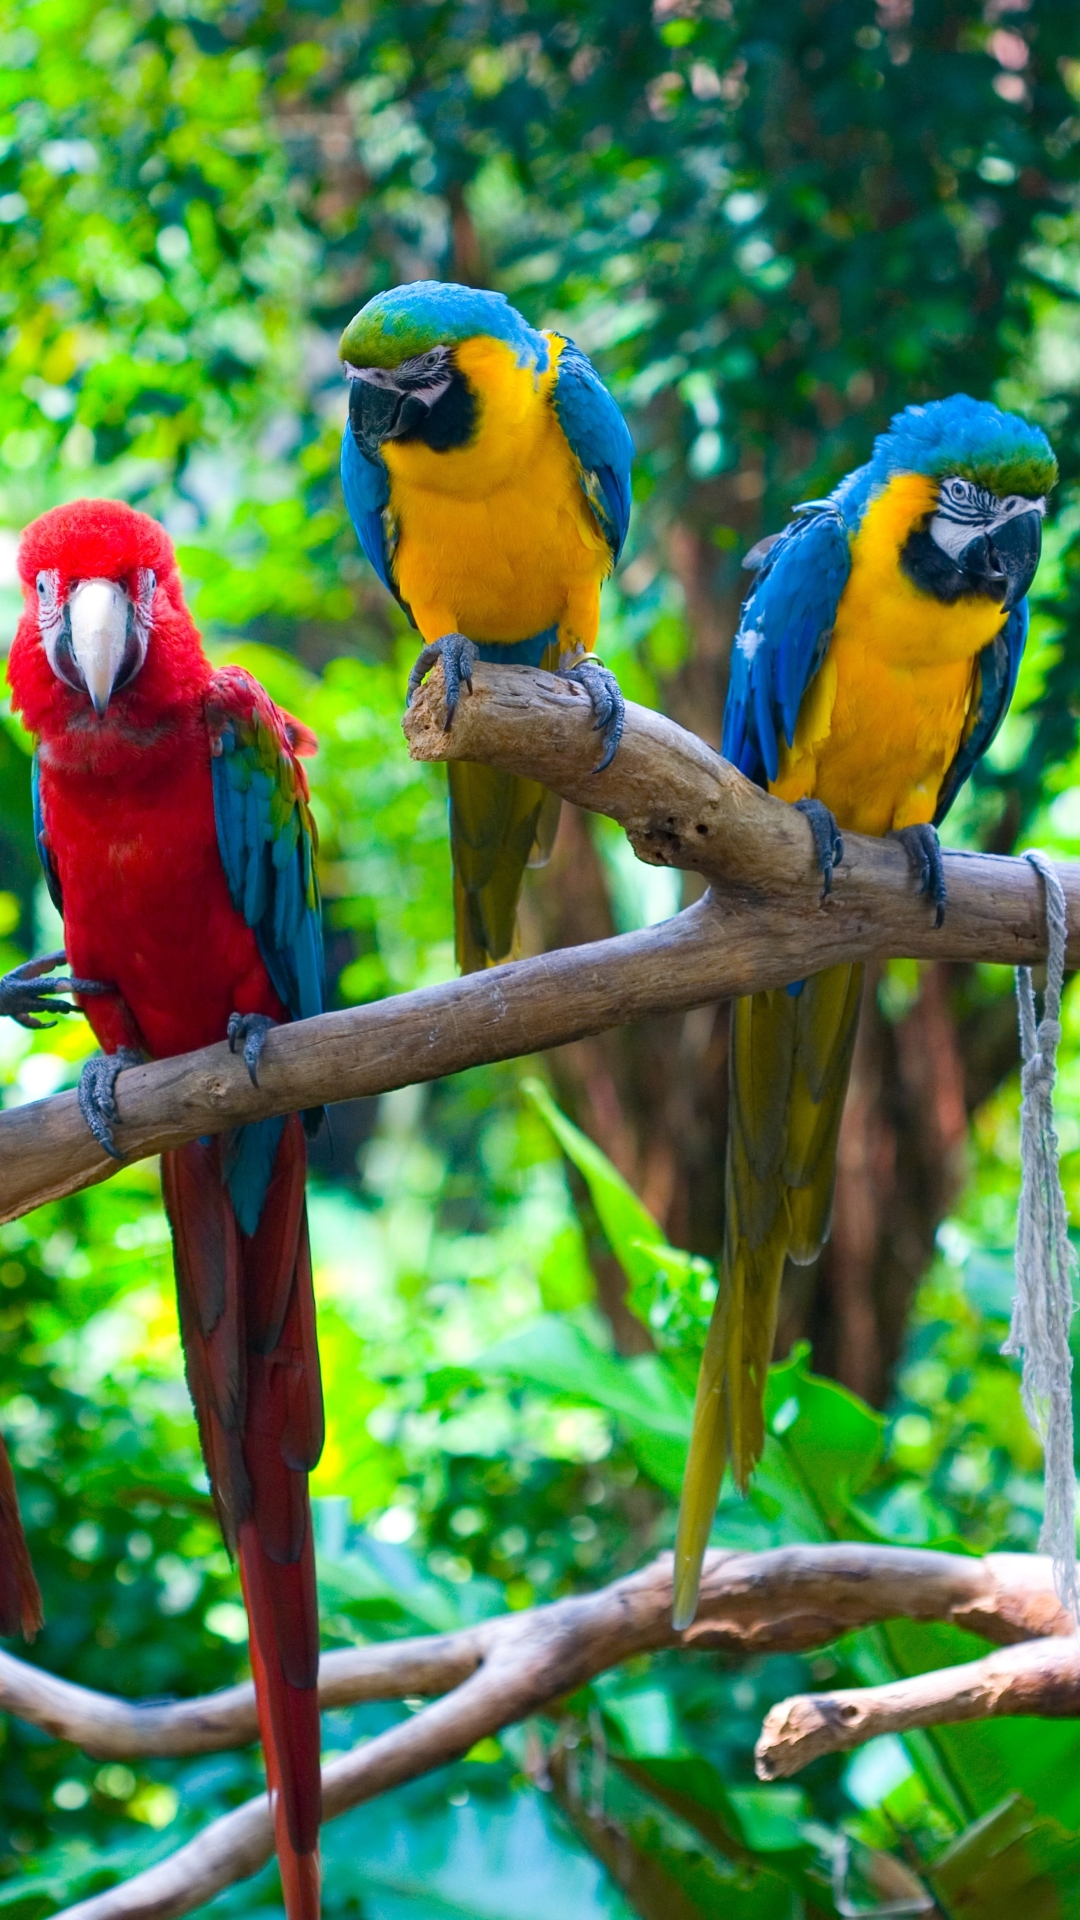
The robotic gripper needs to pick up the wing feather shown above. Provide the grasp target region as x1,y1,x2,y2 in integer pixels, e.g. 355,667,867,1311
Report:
550,339,634,562
934,601,1028,824
722,508,851,789
206,668,324,1028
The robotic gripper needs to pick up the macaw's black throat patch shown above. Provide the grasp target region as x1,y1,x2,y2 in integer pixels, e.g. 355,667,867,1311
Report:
406,367,477,452
348,351,478,461
902,502,1042,611
900,528,990,604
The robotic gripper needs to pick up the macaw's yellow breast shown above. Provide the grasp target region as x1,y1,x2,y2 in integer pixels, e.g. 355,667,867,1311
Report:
382,333,610,650
771,471,1009,836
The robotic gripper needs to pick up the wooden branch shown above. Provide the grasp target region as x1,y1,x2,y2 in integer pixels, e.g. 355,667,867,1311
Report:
35,1546,1072,1920
756,1636,1080,1780
3,666,1078,1224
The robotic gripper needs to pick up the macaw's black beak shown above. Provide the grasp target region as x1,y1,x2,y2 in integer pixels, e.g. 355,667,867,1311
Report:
959,507,1043,612
347,351,454,461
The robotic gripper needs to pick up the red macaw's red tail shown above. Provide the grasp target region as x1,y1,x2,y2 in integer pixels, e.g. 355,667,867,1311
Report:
162,1113,323,1920
0,1434,43,1639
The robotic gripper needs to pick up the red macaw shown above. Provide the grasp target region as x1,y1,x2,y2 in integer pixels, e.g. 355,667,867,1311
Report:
5,500,325,1920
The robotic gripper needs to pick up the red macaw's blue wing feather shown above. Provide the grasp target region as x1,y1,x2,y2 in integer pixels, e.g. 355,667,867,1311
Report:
722,505,852,789
206,666,324,1027
934,600,1028,824
551,338,634,563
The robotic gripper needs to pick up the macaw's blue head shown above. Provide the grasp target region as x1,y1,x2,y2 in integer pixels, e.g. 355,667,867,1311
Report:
867,395,1057,612
339,281,547,464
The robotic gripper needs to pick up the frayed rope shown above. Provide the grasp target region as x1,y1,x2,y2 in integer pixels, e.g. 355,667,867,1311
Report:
1002,849,1079,1623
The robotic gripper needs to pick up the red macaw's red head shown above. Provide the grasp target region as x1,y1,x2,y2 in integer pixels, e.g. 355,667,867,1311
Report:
7,499,209,752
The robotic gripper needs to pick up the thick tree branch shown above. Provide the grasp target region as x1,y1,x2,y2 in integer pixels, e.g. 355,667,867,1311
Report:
6,1546,1067,1763
25,1546,1071,1920
756,1635,1080,1779
2,667,1076,1224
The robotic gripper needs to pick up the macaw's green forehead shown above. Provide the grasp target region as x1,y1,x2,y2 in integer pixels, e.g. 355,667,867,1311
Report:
870,395,1058,500
339,280,547,370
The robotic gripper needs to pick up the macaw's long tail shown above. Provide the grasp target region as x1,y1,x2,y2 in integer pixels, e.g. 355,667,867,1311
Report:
162,1114,324,1920
673,962,864,1630
0,1435,42,1639
448,761,561,972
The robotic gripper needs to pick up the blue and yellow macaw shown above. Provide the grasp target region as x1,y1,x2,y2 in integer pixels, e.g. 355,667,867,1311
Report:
674,395,1056,1627
338,280,633,971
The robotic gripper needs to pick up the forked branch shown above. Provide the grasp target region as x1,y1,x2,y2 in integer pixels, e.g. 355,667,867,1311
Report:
12,1545,1070,1920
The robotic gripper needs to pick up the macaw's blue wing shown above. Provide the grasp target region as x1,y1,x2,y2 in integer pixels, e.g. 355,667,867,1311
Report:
552,340,634,562
340,426,399,601
31,753,63,913
206,668,324,1028
934,600,1028,825
206,668,326,1233
722,506,852,789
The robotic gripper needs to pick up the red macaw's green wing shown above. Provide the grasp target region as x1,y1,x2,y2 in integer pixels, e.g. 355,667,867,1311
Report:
206,665,323,1031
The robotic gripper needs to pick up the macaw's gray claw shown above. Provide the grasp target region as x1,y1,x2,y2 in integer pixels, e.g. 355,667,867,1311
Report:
406,632,479,728
227,1011,277,1086
558,656,625,772
895,822,947,928
795,797,844,898
78,1049,142,1160
0,952,112,1030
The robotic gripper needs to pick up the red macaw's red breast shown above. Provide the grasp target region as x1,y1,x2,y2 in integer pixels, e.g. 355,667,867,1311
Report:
6,499,286,1060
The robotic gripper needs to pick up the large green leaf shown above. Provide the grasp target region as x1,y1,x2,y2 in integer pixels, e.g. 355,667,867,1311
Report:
472,1314,693,1494
928,1793,1080,1919
521,1078,668,1294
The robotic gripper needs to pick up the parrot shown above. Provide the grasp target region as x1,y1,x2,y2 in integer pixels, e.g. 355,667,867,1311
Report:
673,394,1056,1629
4,499,326,1920
338,279,634,972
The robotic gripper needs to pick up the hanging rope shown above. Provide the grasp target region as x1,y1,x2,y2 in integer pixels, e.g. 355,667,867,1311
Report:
1002,849,1079,1622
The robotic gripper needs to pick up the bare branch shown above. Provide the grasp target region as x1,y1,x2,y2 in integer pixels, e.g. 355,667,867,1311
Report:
35,1546,1071,1920
756,1635,1080,1780
2,667,1077,1224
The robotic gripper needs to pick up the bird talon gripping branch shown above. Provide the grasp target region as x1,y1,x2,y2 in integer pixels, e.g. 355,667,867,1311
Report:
558,654,625,773
77,1049,143,1160
227,1010,278,1087
406,631,478,727
794,796,844,898
895,822,948,928
339,281,633,971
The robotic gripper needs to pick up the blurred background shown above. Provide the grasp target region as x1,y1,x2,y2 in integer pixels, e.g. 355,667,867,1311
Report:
3,1,1080,1914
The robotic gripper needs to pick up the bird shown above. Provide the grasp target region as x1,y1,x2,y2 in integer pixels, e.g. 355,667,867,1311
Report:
673,394,1055,1629
338,279,634,972
5,499,326,1920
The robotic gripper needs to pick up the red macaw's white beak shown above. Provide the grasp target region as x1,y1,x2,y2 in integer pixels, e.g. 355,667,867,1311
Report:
68,579,132,718
44,568,155,718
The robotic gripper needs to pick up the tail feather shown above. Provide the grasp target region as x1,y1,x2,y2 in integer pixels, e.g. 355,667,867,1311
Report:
0,1434,42,1640
448,761,550,971
244,1573,322,1920
163,1114,323,1918
673,963,864,1629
